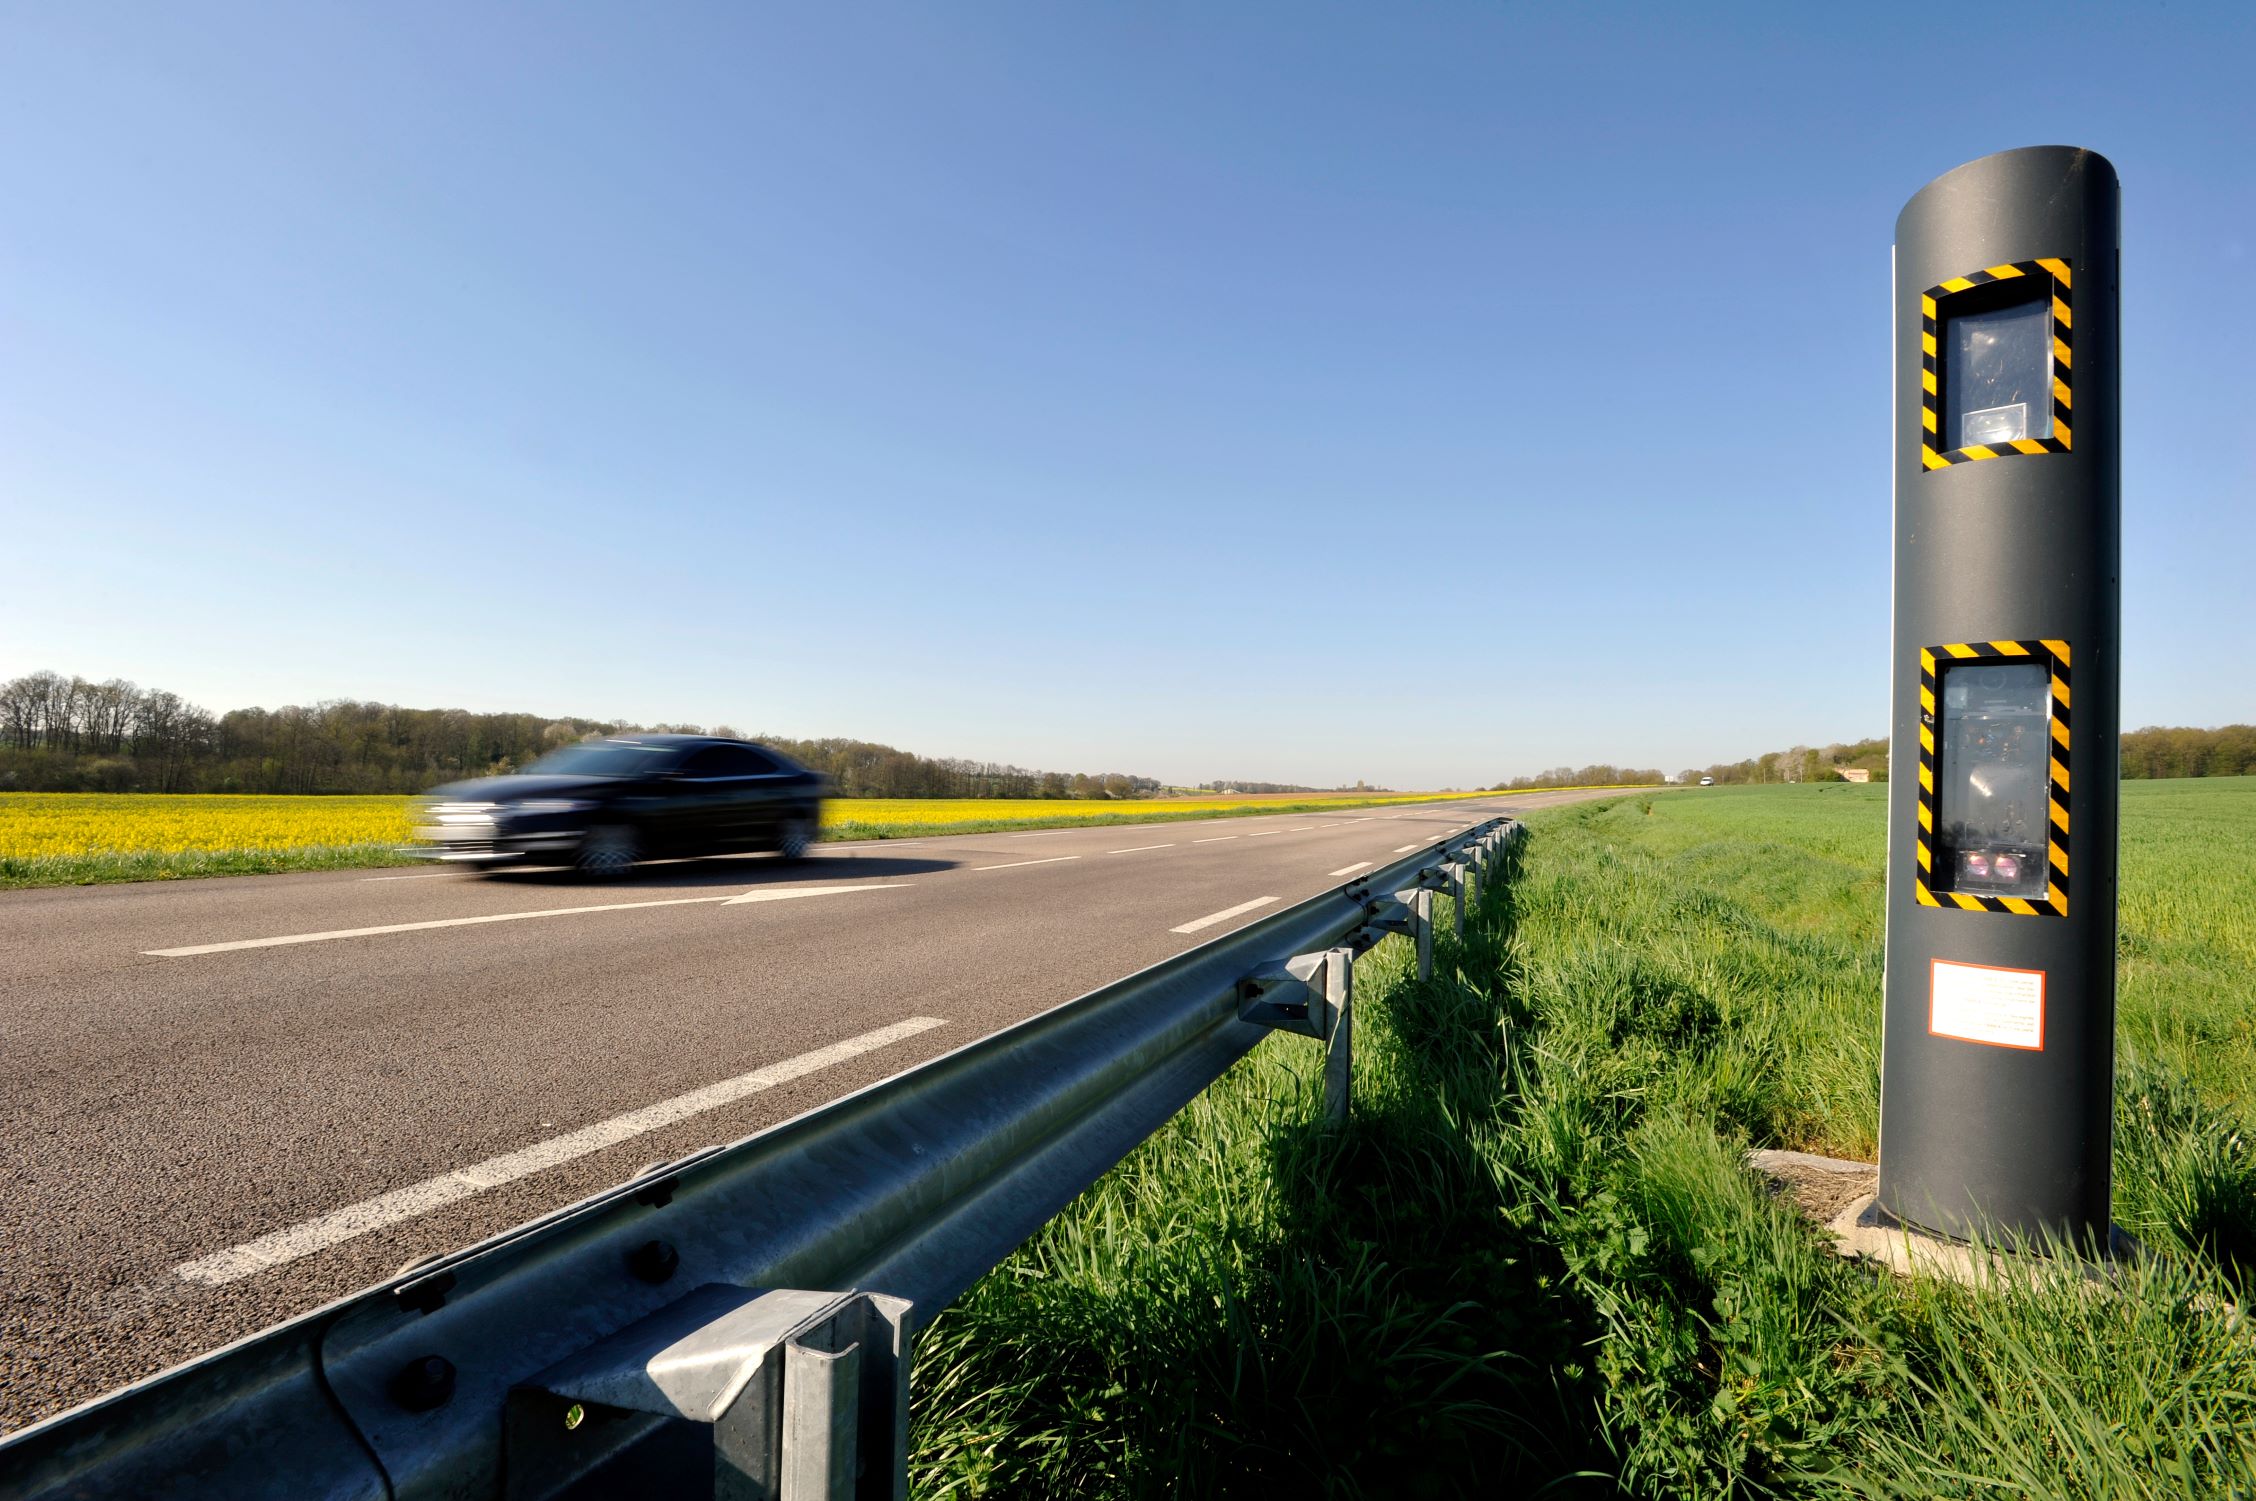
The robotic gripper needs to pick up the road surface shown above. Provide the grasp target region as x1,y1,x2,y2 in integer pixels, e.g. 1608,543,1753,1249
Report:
0,789,1625,1431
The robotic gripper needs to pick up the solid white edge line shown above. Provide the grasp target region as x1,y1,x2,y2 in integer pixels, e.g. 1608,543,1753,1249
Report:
173,1017,949,1286
147,885,906,956
1328,862,1372,876
1106,844,1175,854
972,856,1081,871
359,874,450,882
1170,896,1278,934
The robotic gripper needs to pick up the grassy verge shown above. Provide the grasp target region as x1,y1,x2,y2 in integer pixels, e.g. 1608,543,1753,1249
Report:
909,782,2256,1497
0,843,417,888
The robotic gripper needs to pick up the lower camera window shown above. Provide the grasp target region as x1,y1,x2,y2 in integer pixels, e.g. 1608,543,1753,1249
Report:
1933,661,2051,898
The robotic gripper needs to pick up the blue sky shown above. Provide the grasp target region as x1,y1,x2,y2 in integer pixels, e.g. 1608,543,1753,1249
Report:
3,3,2249,787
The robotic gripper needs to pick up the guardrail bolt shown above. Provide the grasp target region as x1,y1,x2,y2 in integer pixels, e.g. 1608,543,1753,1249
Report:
389,1354,456,1413
628,1238,681,1284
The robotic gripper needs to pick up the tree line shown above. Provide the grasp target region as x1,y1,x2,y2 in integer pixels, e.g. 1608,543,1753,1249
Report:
0,670,1164,799
1499,723,2256,793
1679,737,1892,787
1674,725,2255,787
1193,779,1389,795
10,668,2247,800
1490,764,1669,791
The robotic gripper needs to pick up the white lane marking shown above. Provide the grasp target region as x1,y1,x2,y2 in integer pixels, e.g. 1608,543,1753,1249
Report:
1328,862,1372,877
722,884,901,907
1285,826,1312,832
1246,831,1282,838
1192,836,1238,844
146,885,907,957
973,856,1080,871
173,1017,948,1286
1010,830,1081,838
1108,843,1175,854
359,873,451,882
1171,897,1277,934
1394,844,1422,853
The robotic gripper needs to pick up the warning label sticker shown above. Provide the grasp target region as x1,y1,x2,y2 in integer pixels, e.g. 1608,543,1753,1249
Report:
1929,959,2045,1051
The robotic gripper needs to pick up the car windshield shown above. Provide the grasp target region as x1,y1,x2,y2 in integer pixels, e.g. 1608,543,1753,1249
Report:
523,742,680,778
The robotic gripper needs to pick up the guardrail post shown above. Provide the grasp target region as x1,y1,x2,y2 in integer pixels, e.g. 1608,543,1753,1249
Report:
1321,948,1352,1124
1450,865,1465,943
782,1337,859,1501
504,1285,911,1501
1415,890,1433,980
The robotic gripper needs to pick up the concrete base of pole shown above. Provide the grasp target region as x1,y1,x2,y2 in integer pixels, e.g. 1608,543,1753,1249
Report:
1744,1149,2139,1286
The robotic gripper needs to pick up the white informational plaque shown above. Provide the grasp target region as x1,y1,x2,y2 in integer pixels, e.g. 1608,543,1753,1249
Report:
1929,959,2045,1051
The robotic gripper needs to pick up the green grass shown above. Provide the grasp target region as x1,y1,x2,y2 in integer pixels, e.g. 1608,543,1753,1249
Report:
909,780,2256,1497
0,843,421,888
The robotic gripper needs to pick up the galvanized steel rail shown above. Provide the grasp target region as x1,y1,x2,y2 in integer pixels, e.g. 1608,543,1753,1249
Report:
2,818,1519,1501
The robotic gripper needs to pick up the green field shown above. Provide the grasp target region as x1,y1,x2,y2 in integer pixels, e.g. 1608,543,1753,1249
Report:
909,779,2256,1497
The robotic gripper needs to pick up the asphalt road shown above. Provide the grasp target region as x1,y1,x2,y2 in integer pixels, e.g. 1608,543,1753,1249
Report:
0,789,1625,1433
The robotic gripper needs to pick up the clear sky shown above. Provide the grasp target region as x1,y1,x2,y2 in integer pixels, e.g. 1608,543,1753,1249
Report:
3,4,2250,788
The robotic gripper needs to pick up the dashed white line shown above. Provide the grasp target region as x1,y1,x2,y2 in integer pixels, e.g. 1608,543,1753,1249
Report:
1193,836,1239,844
172,1016,949,1286
1107,843,1175,854
1328,862,1372,877
1394,844,1422,853
973,856,1081,871
1246,831,1283,838
146,884,908,957
1171,896,1277,934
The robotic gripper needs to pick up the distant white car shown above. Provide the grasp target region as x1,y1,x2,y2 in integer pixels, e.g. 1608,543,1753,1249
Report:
1699,776,1715,786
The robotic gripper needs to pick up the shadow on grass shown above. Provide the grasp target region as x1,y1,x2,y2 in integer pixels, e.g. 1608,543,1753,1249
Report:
1257,836,1615,1495
909,835,1615,1499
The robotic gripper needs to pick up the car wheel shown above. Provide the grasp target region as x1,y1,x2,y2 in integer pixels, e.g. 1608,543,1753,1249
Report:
778,816,816,862
575,825,640,878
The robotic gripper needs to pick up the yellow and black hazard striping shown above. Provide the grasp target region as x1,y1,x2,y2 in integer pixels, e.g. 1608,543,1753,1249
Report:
1921,258,2072,470
1914,639,2071,917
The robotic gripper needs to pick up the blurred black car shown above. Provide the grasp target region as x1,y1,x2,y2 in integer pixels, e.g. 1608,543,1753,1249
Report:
410,735,828,876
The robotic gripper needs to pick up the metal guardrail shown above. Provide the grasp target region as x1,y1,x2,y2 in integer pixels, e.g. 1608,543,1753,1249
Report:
2,818,1520,1501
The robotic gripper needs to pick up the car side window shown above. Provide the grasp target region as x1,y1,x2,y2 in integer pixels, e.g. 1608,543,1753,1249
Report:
681,745,776,778
677,747,737,778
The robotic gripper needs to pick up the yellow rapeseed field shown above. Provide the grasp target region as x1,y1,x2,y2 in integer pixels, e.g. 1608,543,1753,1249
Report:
0,794,415,859
0,789,1502,861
